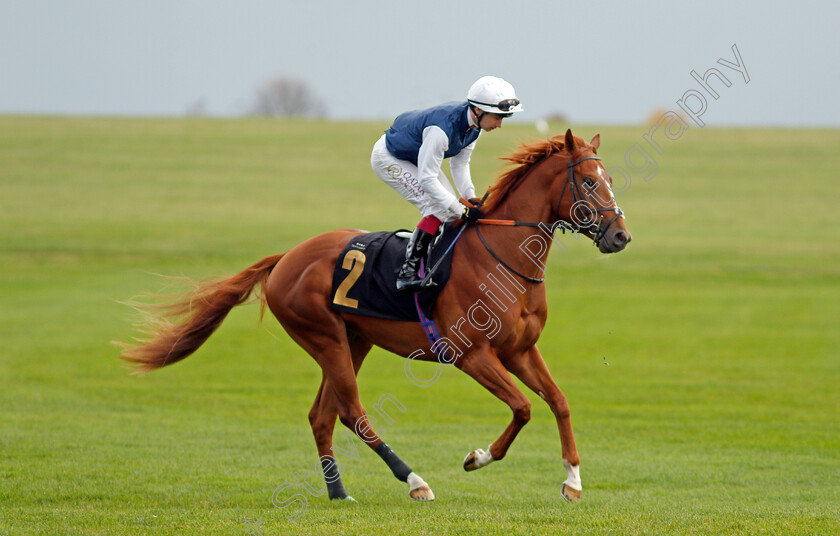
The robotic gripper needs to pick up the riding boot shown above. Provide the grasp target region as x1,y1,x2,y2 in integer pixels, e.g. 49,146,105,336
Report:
395,228,436,291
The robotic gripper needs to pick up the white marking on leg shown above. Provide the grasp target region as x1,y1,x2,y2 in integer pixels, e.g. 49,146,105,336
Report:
464,445,495,471
406,472,428,491
406,471,435,501
562,459,582,490
476,445,494,467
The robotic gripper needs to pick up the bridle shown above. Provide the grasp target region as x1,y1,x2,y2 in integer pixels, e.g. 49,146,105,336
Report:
558,155,625,246
473,153,625,284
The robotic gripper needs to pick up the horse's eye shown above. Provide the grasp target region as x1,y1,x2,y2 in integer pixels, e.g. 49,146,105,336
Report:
583,177,595,187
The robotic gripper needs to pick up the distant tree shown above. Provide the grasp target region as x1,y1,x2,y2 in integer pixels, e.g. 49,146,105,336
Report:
543,111,569,124
250,77,327,118
184,99,208,117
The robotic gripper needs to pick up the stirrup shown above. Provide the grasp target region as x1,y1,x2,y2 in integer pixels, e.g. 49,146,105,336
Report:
396,278,435,292
420,275,437,288
396,266,436,291
396,275,425,291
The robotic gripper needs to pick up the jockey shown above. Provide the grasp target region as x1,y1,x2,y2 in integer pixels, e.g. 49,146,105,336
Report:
371,76,524,291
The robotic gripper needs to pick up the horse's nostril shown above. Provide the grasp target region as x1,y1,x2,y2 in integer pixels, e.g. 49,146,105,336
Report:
615,232,627,244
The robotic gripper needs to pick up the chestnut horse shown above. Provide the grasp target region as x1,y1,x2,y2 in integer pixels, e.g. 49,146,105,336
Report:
119,129,630,504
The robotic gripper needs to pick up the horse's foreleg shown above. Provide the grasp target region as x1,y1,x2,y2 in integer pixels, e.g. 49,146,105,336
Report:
457,350,532,471
506,344,582,501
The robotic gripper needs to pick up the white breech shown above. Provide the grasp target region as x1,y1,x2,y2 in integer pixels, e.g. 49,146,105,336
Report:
370,134,456,223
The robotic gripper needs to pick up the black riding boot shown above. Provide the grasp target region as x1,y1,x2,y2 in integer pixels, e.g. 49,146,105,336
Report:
395,228,436,291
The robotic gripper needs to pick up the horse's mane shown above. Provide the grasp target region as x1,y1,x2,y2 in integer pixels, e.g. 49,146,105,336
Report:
481,135,567,214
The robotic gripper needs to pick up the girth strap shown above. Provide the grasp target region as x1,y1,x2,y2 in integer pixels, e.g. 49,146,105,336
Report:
414,259,456,363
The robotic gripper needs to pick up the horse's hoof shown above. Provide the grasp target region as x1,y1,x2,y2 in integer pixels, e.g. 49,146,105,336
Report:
463,450,478,471
409,485,435,501
561,483,581,502
463,447,493,471
342,496,356,503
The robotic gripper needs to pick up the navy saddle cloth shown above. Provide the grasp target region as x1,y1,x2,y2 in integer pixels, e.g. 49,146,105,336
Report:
329,225,461,321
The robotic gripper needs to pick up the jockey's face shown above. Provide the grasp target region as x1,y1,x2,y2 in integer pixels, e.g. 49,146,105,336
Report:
471,107,507,132
480,112,506,131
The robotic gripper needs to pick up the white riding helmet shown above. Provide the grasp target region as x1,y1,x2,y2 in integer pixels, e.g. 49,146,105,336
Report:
467,76,524,115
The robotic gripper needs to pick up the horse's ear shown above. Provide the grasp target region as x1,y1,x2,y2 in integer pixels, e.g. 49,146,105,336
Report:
590,134,600,152
564,129,575,151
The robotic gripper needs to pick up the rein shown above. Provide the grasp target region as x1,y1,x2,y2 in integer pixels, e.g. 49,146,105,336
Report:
469,154,625,284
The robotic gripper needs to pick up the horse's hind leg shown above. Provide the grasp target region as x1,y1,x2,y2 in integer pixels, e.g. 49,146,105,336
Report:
309,379,351,500
505,344,582,502
312,339,435,501
285,314,435,501
308,332,370,501
266,251,433,501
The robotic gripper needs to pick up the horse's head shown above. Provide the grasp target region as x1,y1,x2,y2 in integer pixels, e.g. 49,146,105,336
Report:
554,129,631,253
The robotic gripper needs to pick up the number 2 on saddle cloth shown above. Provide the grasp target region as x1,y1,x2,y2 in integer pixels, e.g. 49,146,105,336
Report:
329,224,467,362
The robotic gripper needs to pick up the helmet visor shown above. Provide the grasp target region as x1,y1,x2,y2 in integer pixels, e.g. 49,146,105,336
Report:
468,98,521,112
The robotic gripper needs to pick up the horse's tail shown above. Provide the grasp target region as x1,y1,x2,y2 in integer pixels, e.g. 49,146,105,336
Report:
117,253,285,375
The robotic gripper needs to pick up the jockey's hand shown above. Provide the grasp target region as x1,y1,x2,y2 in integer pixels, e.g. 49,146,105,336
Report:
467,197,483,207
461,205,484,223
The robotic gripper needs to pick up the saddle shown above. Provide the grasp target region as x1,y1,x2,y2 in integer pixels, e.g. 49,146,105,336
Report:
329,225,461,321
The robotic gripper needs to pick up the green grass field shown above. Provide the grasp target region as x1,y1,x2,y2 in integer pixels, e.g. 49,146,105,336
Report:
1,116,838,535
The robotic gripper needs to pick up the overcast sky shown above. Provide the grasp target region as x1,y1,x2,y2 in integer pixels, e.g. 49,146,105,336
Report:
1,0,838,126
